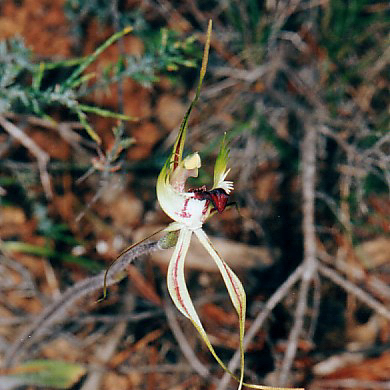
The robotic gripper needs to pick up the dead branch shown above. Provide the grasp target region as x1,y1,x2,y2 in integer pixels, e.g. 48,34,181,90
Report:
318,263,390,321
279,123,318,386
4,240,163,368
164,299,210,379
80,322,127,390
309,379,390,389
216,264,304,390
0,116,52,199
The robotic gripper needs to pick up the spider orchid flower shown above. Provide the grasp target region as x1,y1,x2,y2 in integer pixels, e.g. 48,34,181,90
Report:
103,20,302,390
156,22,303,390
158,135,249,389
153,22,249,390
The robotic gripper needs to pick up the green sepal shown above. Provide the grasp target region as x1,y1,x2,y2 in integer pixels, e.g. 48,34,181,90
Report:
213,132,230,189
168,20,212,171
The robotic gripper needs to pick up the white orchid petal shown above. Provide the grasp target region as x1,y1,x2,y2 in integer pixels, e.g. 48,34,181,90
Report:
183,152,201,170
157,159,210,229
195,229,246,320
219,180,234,194
167,228,245,388
164,222,183,232
195,228,246,390
192,231,302,390
167,228,197,320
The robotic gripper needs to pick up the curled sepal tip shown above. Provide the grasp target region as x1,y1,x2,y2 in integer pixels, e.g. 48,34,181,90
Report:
98,226,166,302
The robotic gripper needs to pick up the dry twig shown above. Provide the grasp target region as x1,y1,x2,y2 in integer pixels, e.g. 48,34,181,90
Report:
80,322,127,390
0,116,52,199
279,124,318,386
318,263,390,321
216,264,304,390
164,299,210,379
4,240,163,368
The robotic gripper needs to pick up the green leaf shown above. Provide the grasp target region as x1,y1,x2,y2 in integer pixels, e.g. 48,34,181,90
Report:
0,241,102,271
75,108,102,144
119,137,136,150
61,26,133,93
1,360,86,389
78,103,138,121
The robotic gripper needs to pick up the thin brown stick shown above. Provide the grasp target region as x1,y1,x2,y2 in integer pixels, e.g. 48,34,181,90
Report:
4,112,89,149
310,379,390,389
0,116,53,198
308,273,321,341
4,240,163,368
318,249,390,302
80,322,127,390
216,264,304,390
164,299,210,379
279,124,318,386
318,263,390,321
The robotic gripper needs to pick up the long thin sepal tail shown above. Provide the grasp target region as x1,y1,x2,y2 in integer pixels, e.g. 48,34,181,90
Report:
167,228,241,383
169,19,212,171
194,229,304,390
195,228,246,390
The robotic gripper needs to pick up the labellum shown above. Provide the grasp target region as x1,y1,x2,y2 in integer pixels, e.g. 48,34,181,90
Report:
193,188,229,214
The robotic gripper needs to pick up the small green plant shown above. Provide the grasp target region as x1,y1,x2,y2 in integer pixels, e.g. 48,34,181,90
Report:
0,24,200,143
0,359,85,389
0,28,135,144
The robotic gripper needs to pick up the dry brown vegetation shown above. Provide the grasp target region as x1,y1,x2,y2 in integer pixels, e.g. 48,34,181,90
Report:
0,1,389,389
